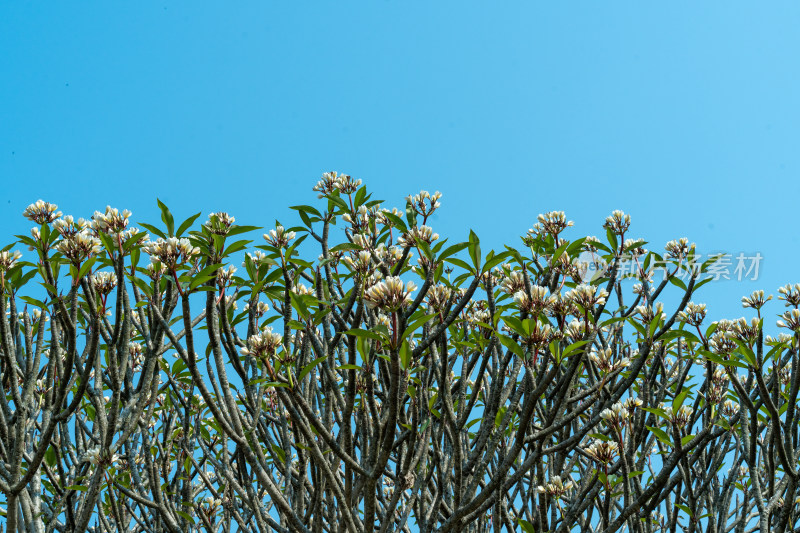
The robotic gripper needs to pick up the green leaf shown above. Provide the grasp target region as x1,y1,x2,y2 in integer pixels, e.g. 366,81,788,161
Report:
605,227,618,253
157,198,175,237
437,242,468,262
551,239,570,265
668,276,687,291
443,257,475,274
298,356,328,383
328,193,349,212
399,340,411,370
122,230,149,252
405,201,417,227
673,388,692,411
345,328,386,342
289,291,310,321
733,339,757,368
330,242,362,253
495,406,508,428
675,503,694,518
401,313,435,341
223,239,252,257
76,257,96,281
226,225,261,237
482,250,511,275
176,212,202,237
562,339,589,358
45,445,57,468
380,210,407,232
189,263,224,291
468,230,481,270
290,204,322,218
19,296,47,309
518,519,535,533
646,426,673,447
498,334,524,358
139,223,166,239
700,349,747,369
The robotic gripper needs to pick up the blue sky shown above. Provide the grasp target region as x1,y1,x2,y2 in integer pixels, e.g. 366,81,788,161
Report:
2,2,800,323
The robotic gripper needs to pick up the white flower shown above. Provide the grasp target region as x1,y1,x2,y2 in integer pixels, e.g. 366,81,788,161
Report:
0,250,22,272
263,226,296,248
91,271,117,295
363,276,417,312
603,210,631,235
91,206,132,234
143,237,199,268
241,326,283,358
23,200,61,224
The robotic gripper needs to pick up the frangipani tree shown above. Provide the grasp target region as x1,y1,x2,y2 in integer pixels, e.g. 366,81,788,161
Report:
1,173,800,533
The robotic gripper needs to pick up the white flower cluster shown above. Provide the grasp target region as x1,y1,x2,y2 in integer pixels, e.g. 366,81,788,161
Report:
82,447,120,467
664,237,694,260
263,226,296,249
363,276,417,312
312,171,362,197
53,215,88,238
128,342,145,372
425,285,452,314
91,271,117,295
777,309,800,332
374,243,405,268
660,402,693,430
623,238,647,257
585,439,618,463
727,317,760,344
604,210,631,235
55,227,102,266
143,237,199,269
588,347,631,373
375,207,403,226
18,309,48,324
678,302,707,327
205,212,236,235
706,367,729,404
244,300,270,318
343,250,373,275
536,475,574,497
564,319,587,341
583,235,601,252
721,399,738,417
741,289,772,310
406,190,442,218
565,284,608,310
778,284,800,307
216,265,237,287
23,200,61,224
499,271,526,296
241,326,283,358
0,250,22,272
398,225,439,247
635,302,665,324
513,286,554,315
537,211,573,236
91,206,131,234
600,402,630,428
244,250,271,269
342,205,375,228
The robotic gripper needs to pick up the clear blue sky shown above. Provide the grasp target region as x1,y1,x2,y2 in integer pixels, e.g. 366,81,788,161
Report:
2,2,800,323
